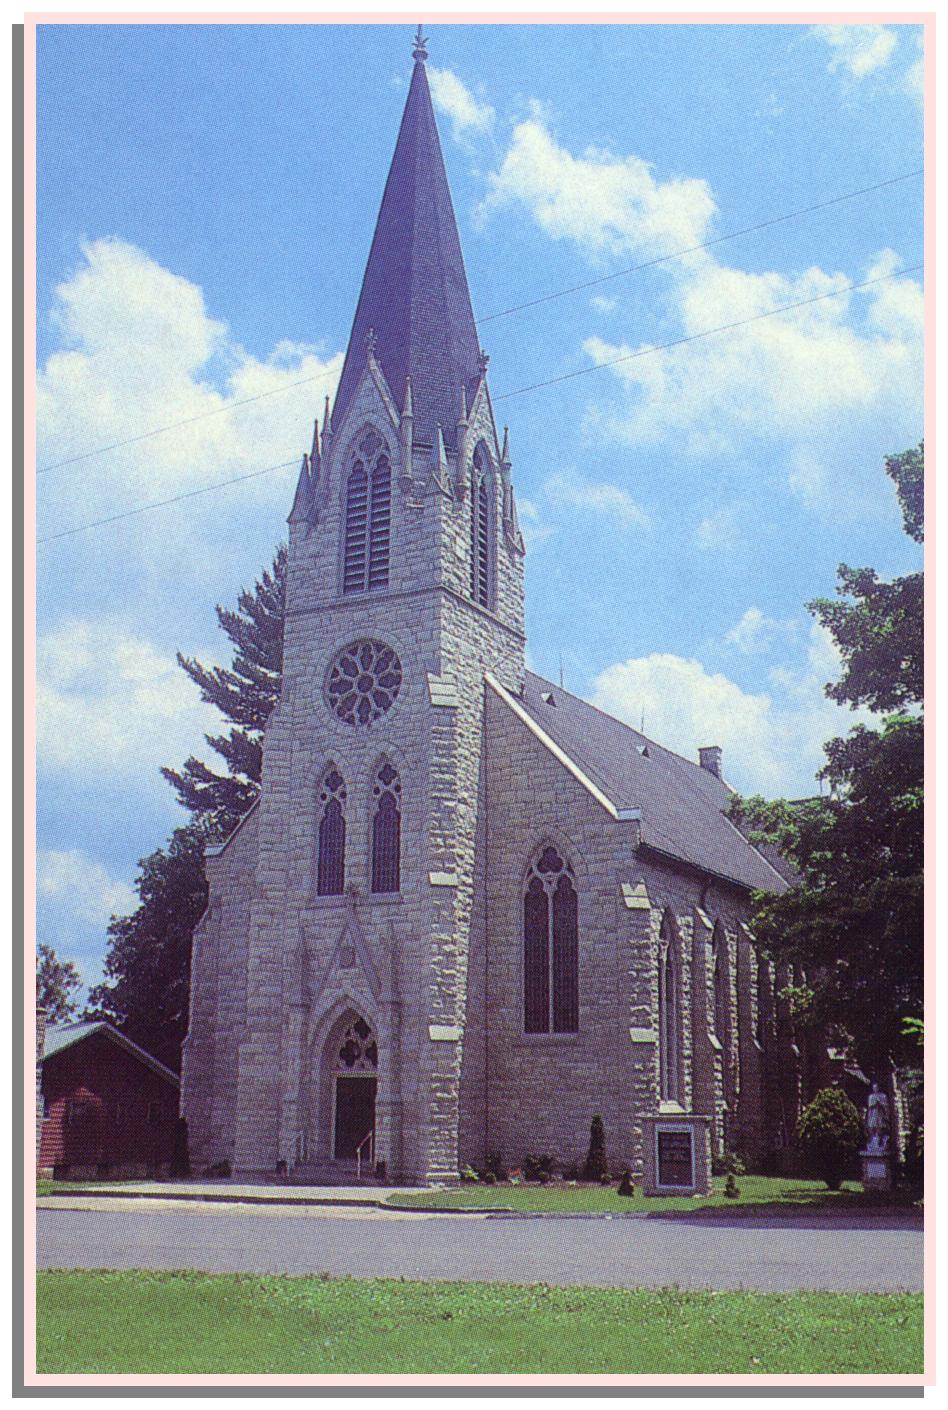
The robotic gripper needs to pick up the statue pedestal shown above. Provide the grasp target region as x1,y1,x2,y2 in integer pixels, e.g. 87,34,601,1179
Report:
861,1149,893,1193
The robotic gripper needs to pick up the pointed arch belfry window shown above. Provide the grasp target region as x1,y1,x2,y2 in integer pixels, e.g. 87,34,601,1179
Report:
316,767,347,896
470,444,492,609
523,846,578,1033
343,430,391,594
371,761,401,893
659,917,681,1103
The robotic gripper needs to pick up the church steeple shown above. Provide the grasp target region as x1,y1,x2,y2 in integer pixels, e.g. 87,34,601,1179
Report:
331,28,482,449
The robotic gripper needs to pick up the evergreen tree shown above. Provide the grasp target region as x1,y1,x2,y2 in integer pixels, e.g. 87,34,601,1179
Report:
162,545,287,838
86,828,209,1072
36,944,81,1023
729,444,923,1076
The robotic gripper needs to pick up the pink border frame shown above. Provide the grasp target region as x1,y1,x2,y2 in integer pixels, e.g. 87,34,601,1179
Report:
22,10,934,1390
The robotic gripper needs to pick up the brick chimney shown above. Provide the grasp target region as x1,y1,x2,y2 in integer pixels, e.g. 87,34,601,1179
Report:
699,745,723,779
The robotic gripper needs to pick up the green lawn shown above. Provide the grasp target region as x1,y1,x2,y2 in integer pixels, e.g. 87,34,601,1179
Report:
36,1270,921,1375
390,1175,876,1214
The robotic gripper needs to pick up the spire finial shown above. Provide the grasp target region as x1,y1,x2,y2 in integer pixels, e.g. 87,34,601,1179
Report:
413,24,428,63
478,348,490,377
366,326,377,357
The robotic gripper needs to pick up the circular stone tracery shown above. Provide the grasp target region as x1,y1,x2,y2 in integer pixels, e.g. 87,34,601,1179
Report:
327,640,403,726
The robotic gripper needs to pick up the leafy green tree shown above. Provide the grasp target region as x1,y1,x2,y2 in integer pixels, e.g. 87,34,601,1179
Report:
86,828,209,1072
36,944,81,1023
162,545,286,839
796,1087,862,1190
730,444,923,1077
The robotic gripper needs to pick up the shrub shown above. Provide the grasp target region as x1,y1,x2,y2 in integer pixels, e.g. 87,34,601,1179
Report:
459,1165,480,1184
203,1160,231,1179
523,1154,558,1181
583,1115,608,1181
617,1169,635,1197
711,1148,746,1178
724,1172,741,1199
484,1151,508,1182
796,1086,861,1190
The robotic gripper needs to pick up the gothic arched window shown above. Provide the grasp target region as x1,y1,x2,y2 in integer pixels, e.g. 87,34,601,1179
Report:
470,444,492,609
343,430,391,595
371,761,401,893
659,917,681,1103
712,925,730,1049
316,767,347,896
523,846,578,1034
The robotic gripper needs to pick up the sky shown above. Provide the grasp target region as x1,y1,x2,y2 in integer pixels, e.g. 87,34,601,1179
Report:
34,20,925,995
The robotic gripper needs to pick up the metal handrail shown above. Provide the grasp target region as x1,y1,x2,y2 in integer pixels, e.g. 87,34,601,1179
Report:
355,1129,374,1182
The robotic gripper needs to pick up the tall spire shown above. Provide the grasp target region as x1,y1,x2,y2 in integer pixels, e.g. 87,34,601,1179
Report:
331,29,482,448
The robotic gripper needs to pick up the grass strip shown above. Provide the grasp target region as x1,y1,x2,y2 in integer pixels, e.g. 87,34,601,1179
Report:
37,1270,922,1375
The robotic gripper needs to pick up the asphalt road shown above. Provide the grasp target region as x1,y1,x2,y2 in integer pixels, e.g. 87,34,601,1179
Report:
37,1205,922,1293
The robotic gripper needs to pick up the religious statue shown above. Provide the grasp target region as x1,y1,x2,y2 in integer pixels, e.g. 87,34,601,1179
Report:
864,1083,891,1154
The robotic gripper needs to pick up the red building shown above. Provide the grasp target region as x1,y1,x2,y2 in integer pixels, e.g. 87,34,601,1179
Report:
38,1021,180,1179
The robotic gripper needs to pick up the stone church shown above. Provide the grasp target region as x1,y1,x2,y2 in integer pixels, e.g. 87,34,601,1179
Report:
182,31,826,1188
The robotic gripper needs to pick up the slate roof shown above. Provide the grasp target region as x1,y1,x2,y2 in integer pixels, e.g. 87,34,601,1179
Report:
41,1020,180,1086
331,53,482,448
518,671,789,895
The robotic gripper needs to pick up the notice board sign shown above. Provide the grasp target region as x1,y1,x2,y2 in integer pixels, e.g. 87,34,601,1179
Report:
656,1127,694,1188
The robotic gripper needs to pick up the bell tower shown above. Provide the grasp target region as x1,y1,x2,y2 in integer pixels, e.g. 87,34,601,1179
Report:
217,27,526,1182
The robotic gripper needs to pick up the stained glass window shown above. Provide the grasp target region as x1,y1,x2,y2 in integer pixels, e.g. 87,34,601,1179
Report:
523,847,578,1033
327,640,402,726
659,918,681,1103
371,762,401,893
317,767,347,895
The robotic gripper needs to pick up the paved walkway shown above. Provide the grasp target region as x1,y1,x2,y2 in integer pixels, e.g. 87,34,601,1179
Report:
37,1204,922,1293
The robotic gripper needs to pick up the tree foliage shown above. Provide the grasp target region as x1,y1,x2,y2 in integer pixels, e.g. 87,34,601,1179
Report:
162,545,286,839
796,1086,862,1190
729,445,923,1077
36,944,81,1023
86,828,209,1072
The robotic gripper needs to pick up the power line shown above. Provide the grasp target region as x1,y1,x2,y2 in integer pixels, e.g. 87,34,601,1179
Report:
35,168,922,477
38,370,339,476
37,459,299,544
38,262,922,546
477,168,923,324
494,263,923,403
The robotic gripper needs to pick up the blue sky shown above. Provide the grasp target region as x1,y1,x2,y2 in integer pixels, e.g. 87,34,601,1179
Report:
35,21,924,993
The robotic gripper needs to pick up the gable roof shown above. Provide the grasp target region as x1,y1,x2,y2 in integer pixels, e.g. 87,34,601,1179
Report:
512,671,789,895
331,52,482,449
41,1021,180,1087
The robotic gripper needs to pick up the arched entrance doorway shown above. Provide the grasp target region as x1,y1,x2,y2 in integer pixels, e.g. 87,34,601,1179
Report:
331,1016,378,1161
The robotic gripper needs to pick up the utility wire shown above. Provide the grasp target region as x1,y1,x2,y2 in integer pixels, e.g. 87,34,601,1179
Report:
38,459,299,544
38,263,921,546
36,168,922,477
494,263,923,403
477,168,923,324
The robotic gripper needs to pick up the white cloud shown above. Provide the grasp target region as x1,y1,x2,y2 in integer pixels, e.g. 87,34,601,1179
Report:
428,66,495,141
480,104,716,257
37,617,219,779
37,848,136,927
591,295,617,314
811,24,898,79
591,623,871,797
544,469,650,529
693,503,745,553
725,606,798,655
37,238,343,585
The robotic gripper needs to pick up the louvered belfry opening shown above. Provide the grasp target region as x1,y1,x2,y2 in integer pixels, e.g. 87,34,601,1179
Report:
317,768,347,896
470,446,491,608
343,432,391,595
523,846,578,1034
371,762,401,893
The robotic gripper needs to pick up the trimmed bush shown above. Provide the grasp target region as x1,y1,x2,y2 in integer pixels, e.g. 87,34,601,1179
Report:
796,1086,861,1190
617,1169,635,1197
583,1115,608,1182
724,1172,741,1199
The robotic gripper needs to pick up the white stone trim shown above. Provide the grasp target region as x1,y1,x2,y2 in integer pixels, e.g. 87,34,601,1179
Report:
428,1024,462,1042
485,672,620,819
427,673,460,707
428,872,459,887
629,1027,656,1044
621,881,651,910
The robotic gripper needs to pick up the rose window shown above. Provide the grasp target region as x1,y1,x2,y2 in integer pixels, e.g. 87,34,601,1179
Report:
334,1017,378,1072
327,640,402,726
